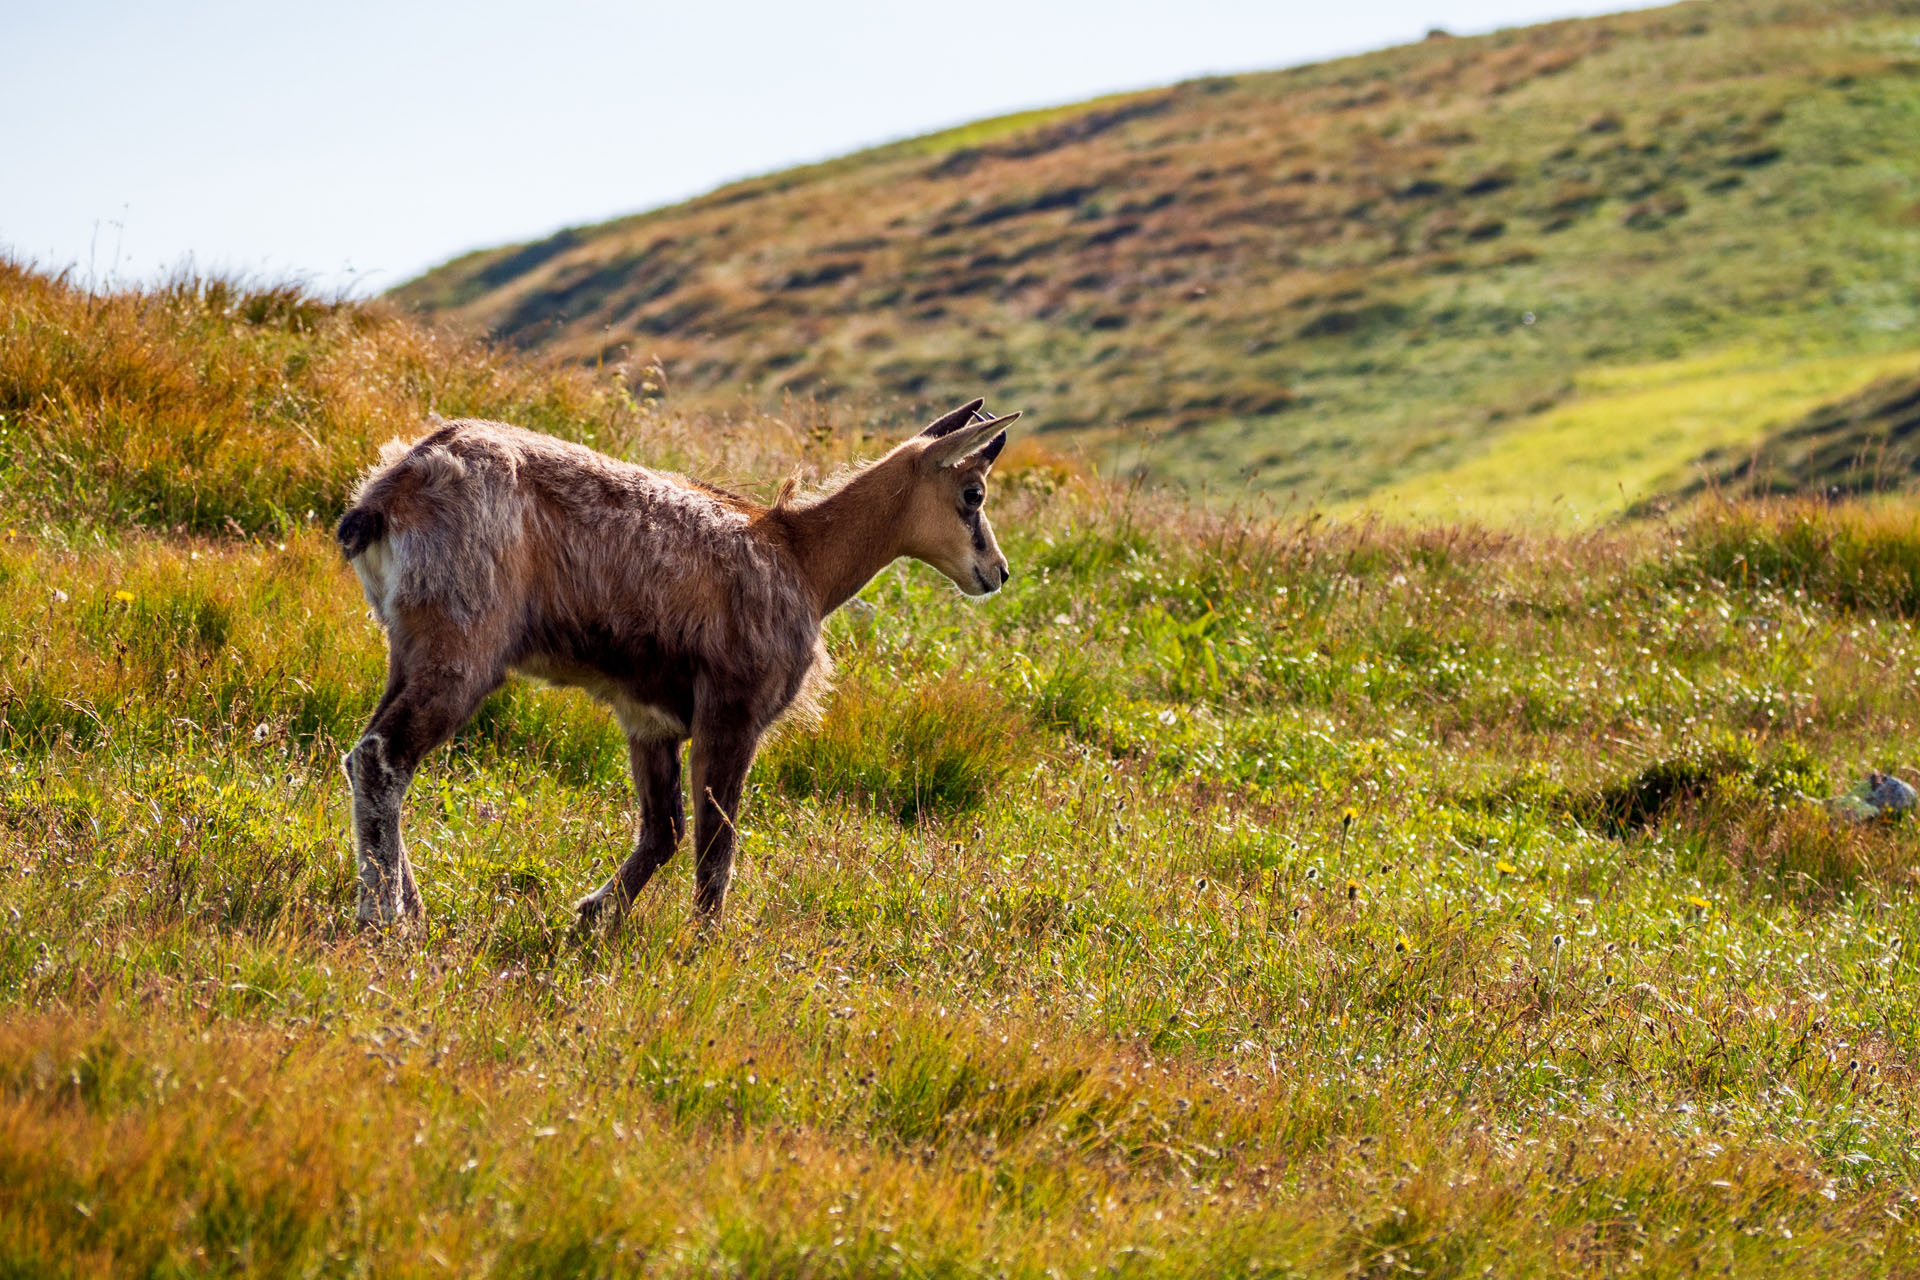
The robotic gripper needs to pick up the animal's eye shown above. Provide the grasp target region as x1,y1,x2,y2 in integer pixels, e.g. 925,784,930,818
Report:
961,486,985,511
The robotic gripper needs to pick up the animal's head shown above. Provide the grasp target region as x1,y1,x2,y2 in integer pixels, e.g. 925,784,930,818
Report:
899,398,1018,598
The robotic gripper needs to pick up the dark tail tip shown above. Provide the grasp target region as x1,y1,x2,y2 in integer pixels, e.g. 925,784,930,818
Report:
336,507,385,559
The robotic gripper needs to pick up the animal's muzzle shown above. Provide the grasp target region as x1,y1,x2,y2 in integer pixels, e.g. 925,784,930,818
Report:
973,564,1012,594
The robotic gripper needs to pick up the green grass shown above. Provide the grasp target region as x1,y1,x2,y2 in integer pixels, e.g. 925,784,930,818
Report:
395,0,1920,511
11,264,1920,1273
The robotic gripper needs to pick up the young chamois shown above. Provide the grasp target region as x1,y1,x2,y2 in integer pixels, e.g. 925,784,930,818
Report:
336,399,1017,931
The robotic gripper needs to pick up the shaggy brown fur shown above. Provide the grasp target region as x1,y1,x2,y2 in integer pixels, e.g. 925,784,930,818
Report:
337,399,1016,930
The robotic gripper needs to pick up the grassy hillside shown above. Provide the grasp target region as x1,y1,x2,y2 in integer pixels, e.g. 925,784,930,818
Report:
398,0,1920,511
11,265,1920,1274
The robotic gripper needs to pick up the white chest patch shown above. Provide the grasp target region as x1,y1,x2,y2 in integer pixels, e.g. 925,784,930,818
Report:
607,694,688,743
512,655,687,743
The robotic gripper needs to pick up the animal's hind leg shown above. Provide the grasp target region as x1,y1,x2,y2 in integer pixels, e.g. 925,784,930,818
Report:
575,734,686,928
346,660,500,929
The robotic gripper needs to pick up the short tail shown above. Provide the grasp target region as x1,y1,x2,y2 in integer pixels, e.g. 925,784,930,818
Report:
336,507,386,560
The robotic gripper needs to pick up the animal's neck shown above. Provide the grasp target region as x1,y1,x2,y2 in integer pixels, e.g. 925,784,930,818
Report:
774,462,910,617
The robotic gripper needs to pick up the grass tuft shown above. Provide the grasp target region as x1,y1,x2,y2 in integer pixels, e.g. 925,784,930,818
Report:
760,670,1037,821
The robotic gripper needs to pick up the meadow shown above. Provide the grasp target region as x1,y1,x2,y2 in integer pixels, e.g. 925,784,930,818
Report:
7,263,1920,1275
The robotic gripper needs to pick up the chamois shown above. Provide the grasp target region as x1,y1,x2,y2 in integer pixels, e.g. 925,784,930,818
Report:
336,399,1017,931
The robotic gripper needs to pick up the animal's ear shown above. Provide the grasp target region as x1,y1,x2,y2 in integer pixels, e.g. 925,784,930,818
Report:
923,411,1019,469
918,399,987,439
964,428,1010,469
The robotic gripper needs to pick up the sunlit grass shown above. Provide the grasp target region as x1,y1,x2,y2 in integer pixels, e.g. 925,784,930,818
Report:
1353,344,1920,525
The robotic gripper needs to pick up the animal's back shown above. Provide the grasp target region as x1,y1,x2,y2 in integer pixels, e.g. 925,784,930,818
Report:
337,419,810,669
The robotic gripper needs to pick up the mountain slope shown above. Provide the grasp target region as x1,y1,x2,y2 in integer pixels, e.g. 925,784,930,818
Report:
397,0,1920,505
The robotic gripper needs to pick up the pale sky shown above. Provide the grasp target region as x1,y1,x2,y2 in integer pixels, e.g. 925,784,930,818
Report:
4,0,1674,296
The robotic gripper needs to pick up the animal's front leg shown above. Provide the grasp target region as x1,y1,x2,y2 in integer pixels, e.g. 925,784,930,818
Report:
576,734,686,928
688,724,760,921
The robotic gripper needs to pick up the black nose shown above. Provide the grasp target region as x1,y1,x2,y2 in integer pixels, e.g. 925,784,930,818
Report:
1000,565,1012,586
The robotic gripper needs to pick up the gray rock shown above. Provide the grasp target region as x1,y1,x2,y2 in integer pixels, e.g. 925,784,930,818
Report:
1868,771,1917,813
1831,770,1917,821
